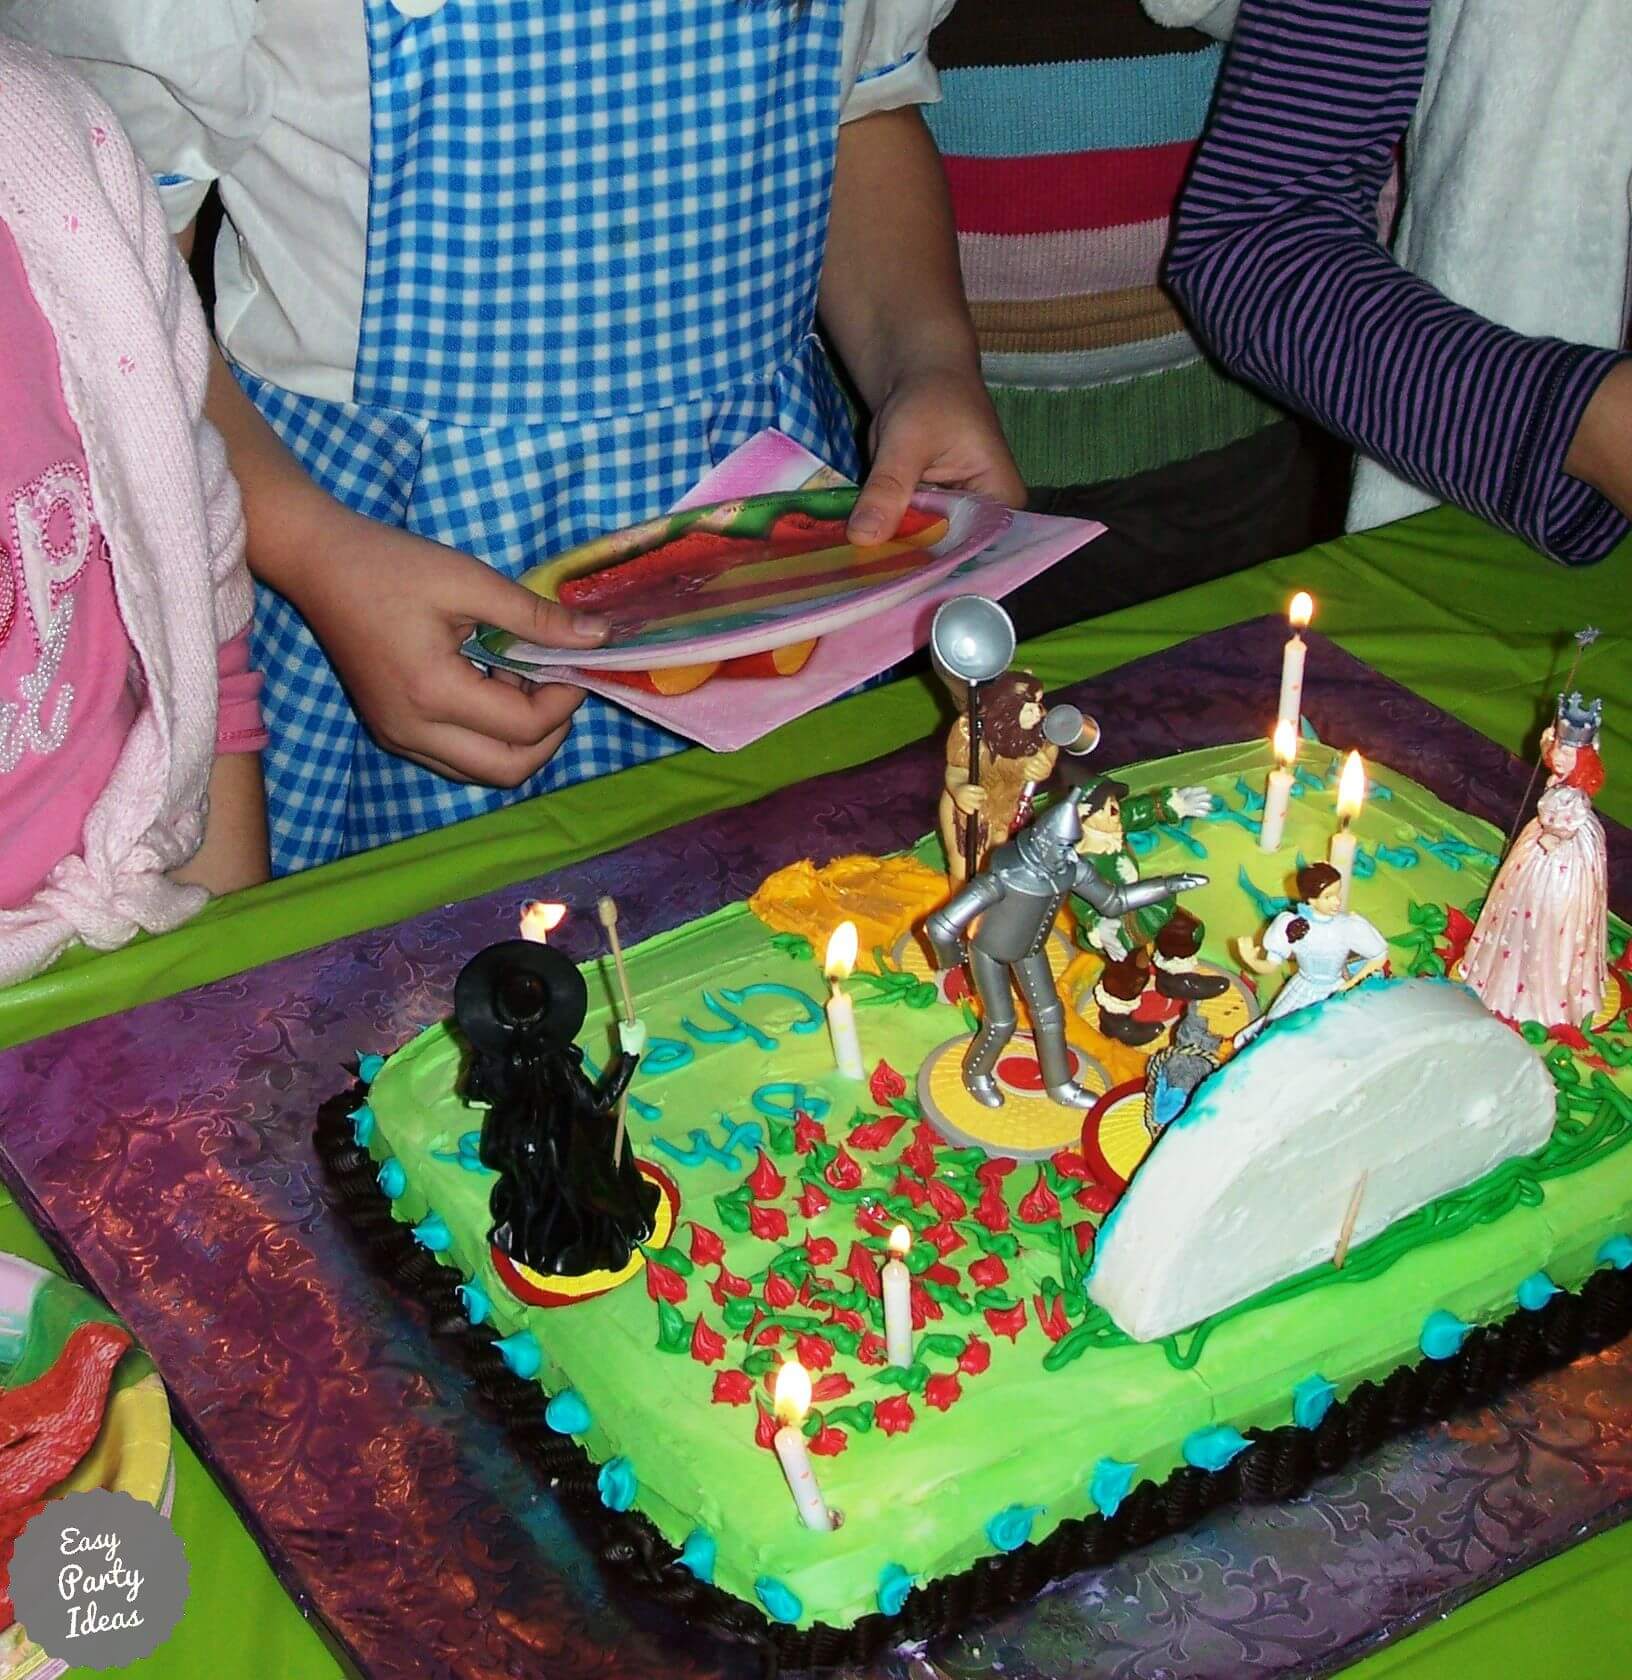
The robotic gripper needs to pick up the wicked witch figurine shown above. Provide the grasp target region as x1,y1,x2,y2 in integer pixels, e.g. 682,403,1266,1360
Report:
1072,776,1226,1046
925,800,1207,1109
1461,693,1608,1027
455,940,658,1277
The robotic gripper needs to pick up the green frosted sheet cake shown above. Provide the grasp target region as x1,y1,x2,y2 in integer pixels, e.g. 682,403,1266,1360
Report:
347,739,1632,1647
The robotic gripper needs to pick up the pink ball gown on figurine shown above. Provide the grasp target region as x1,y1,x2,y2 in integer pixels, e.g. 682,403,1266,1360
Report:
1463,783,1608,1028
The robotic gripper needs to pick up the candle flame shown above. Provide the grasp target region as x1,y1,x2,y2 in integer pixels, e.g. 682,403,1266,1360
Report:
773,1358,812,1425
888,1223,911,1259
1337,751,1366,823
1289,591,1314,632
824,920,859,983
519,901,568,942
1272,718,1298,768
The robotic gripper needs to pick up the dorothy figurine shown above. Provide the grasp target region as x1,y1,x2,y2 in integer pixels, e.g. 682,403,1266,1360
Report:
1461,694,1609,1028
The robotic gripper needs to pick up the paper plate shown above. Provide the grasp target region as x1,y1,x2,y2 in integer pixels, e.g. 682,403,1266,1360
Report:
0,1255,173,1680
472,486,1011,672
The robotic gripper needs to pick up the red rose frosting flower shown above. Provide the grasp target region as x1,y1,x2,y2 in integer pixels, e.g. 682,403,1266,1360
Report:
957,1334,992,1375
712,1369,753,1406
828,1306,865,1334
975,1157,1017,1189
808,1424,848,1456
796,1182,831,1219
824,1146,863,1191
923,1373,962,1412
687,1223,726,1266
924,1179,968,1222
754,1404,779,1448
709,1266,751,1306
848,1112,907,1151
690,1317,726,1364
1033,1294,1071,1343
794,1333,835,1371
1075,1181,1118,1215
974,1186,1011,1233
875,1395,916,1436
869,1060,908,1103
984,1302,1027,1342
793,1111,828,1154
857,1331,889,1365
1050,1149,1091,1181
845,1242,882,1297
922,1221,965,1257
1073,1222,1097,1256
969,1254,1008,1288
645,1259,688,1303
811,1372,852,1403
747,1150,786,1201
1017,1168,1062,1225
763,1271,798,1310
804,1233,838,1267
749,1203,790,1242
901,1136,939,1179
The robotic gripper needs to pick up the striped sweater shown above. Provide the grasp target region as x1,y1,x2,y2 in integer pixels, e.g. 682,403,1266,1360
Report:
924,0,1282,490
1165,0,1630,564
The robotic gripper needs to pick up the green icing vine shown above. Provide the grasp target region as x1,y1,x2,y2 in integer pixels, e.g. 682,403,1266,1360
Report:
850,952,940,1011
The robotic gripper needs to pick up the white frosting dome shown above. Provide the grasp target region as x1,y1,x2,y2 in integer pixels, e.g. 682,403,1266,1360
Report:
1087,978,1557,1342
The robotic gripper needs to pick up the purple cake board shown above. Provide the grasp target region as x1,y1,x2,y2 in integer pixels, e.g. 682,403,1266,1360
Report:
2,619,1630,1680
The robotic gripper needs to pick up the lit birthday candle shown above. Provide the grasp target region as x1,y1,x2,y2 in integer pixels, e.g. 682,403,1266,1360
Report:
882,1224,915,1367
772,1360,833,1531
1329,752,1366,909
519,900,567,943
1258,719,1297,854
1277,592,1314,731
824,922,865,1080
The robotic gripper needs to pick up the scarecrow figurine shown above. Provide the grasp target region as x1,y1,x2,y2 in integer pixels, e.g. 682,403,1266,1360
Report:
455,939,657,1277
1073,776,1227,1047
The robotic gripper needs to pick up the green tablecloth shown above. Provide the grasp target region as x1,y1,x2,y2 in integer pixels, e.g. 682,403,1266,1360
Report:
4,503,1629,1678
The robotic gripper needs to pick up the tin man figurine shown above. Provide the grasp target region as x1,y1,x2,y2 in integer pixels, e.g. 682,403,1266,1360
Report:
924,800,1207,1110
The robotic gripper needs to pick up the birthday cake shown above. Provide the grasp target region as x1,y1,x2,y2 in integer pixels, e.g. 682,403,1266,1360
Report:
321,733,1632,1668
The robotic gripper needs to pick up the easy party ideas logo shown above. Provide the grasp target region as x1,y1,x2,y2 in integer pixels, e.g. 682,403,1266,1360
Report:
9,1490,188,1668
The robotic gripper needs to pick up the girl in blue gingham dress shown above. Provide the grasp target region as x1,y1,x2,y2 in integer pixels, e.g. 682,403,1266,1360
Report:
3,0,1022,872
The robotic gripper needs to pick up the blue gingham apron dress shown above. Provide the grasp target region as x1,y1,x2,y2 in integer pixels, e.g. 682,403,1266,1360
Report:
241,0,860,873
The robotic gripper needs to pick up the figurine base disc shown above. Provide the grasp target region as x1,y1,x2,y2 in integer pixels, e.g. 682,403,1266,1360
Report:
916,1033,1111,1160
489,1160,681,1309
1081,1080,1157,1193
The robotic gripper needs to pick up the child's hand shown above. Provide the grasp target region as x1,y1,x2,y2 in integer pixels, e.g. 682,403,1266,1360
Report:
287,511,610,787
848,366,1025,546
1566,360,1632,522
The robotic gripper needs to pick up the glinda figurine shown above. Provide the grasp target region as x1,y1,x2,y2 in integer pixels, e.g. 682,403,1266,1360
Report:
455,939,657,1277
925,800,1207,1110
1461,692,1608,1027
1236,862,1388,1042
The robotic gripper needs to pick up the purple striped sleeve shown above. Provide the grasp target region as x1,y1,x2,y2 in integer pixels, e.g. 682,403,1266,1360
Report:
1165,0,1628,564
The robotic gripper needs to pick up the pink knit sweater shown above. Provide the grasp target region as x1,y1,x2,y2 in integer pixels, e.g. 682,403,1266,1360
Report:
0,40,253,985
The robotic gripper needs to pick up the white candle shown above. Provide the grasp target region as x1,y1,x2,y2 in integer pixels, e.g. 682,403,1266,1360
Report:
824,922,865,1080
1330,751,1366,909
1277,592,1314,730
882,1224,915,1367
1258,719,1298,854
772,1361,833,1531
